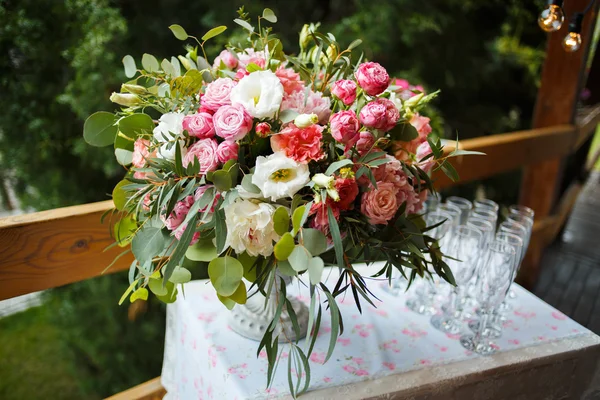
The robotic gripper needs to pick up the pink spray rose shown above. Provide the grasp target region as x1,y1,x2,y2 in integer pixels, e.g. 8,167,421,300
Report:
202,78,236,113
335,177,359,210
309,200,340,236
216,140,239,164
359,98,399,132
194,185,221,213
410,114,432,140
213,49,238,70
356,131,375,154
280,89,331,124
173,224,201,245
361,182,399,225
236,48,266,68
275,67,304,95
132,138,151,168
270,123,324,163
182,112,215,138
183,138,219,175
162,196,194,231
331,79,357,105
213,104,253,141
329,111,360,147
255,122,271,137
355,62,390,96
416,141,434,173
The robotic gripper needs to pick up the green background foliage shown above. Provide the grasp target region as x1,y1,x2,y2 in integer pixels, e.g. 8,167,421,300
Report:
0,0,547,398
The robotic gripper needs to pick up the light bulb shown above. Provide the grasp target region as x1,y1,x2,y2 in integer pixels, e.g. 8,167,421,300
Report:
538,4,565,32
563,32,582,52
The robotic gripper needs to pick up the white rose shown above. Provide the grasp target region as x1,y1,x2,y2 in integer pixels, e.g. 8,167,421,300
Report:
224,199,280,257
252,152,309,201
230,70,284,119
153,112,185,160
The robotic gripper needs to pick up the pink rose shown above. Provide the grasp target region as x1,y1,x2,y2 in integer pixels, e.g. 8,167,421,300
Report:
309,200,340,236
331,80,357,105
410,114,432,139
330,111,360,147
270,123,324,163
213,104,253,141
275,67,304,95
335,177,359,210
202,78,236,113
359,98,399,132
194,185,220,213
213,49,238,70
216,140,239,163
162,196,194,231
356,131,375,154
237,48,266,68
280,89,331,124
394,78,410,90
416,141,434,173
361,182,399,225
355,62,390,96
182,112,215,138
173,225,201,245
132,138,151,168
255,122,271,137
183,138,219,175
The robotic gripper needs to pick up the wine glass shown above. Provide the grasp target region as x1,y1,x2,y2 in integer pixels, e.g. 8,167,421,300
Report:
447,196,473,224
431,225,482,334
470,208,498,227
474,199,499,213
437,203,462,227
460,240,517,355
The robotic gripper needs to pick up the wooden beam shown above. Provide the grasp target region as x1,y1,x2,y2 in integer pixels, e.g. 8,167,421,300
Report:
0,200,130,301
105,377,165,400
574,104,600,150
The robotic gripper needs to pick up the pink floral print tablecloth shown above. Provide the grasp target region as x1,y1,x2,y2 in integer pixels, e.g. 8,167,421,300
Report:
161,263,592,400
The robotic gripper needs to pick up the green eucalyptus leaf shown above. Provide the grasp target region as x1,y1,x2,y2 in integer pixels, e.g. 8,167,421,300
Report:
347,39,363,51
234,19,254,32
301,228,327,255
122,55,137,78
277,260,296,277
274,232,295,261
169,24,188,40
308,257,325,285
156,281,178,303
238,252,258,282
142,53,160,72
114,215,136,247
325,159,353,176
83,112,117,147
148,278,168,296
217,293,236,310
169,266,192,284
273,207,290,236
210,170,232,191
208,256,244,297
185,238,217,262
112,180,130,210
292,205,306,235
202,26,227,41
288,245,310,272
228,281,247,304
131,226,168,264
118,113,154,137
241,174,261,193
130,287,148,303
262,8,277,23
389,123,418,142
114,149,133,166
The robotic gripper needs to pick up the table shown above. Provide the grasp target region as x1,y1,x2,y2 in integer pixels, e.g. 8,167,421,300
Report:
161,263,600,399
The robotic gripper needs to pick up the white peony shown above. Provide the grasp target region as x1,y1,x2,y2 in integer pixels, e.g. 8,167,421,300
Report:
153,112,185,160
252,152,310,201
230,70,284,119
224,199,280,257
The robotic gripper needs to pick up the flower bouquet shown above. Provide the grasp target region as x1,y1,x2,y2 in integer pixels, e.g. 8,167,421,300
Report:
83,7,468,396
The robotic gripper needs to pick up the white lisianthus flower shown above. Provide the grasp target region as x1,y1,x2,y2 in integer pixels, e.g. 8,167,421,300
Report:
230,70,284,119
294,113,318,128
153,112,186,160
252,152,310,201
224,199,280,257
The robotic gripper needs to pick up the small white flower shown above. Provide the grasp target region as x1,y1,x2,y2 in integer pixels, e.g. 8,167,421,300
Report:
252,152,309,201
153,112,185,160
294,113,318,128
224,199,280,257
230,70,284,119
312,173,339,201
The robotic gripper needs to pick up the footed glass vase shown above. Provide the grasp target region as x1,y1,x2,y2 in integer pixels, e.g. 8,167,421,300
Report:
229,274,309,342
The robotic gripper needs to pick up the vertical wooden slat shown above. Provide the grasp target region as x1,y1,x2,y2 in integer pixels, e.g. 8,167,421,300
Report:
519,0,599,287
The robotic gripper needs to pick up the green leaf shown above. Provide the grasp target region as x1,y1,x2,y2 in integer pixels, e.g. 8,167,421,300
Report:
273,207,290,236
288,245,310,272
131,226,168,264
142,53,159,72
389,123,418,142
156,281,178,303
208,256,244,297
322,289,340,363
122,55,137,78
327,207,344,268
277,260,296,277
449,149,486,157
169,266,192,284
292,205,306,235
169,24,188,40
217,294,236,309
118,113,154,137
201,26,227,41
185,238,217,262
215,207,227,253
262,8,277,23
119,279,139,305
112,180,130,210
302,228,327,255
440,161,459,182
246,62,262,73
161,59,175,76
241,174,261,193
162,213,199,283
114,215,136,247
148,278,168,296
234,19,254,32
83,112,117,147
279,109,299,124
130,287,148,303
238,252,258,282
229,281,247,304
274,232,295,261
210,170,232,191
308,257,324,286
325,159,353,176
347,39,362,50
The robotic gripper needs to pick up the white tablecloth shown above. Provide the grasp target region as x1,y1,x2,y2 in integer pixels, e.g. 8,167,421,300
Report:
161,263,598,399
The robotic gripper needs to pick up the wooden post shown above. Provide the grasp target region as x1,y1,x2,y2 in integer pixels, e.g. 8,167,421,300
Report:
519,0,599,287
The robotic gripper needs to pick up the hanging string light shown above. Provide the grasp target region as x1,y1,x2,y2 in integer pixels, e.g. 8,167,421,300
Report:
538,0,597,52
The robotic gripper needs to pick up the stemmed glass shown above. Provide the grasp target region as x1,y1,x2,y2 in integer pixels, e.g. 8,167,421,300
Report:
447,196,473,224
437,203,462,227
474,199,499,213
460,240,517,355
431,225,482,334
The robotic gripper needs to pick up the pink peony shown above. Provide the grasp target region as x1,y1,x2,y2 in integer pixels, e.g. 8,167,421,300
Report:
201,78,236,113
213,49,238,70
132,138,151,168
255,122,271,137
335,177,359,210
213,104,253,141
356,131,375,154
280,89,331,124
361,182,399,225
182,112,215,138
355,62,390,96
236,48,266,68
216,140,239,163
162,196,194,231
359,98,399,132
416,141,434,173
270,123,324,163
331,79,357,105
330,111,360,147
275,67,304,95
183,138,219,175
